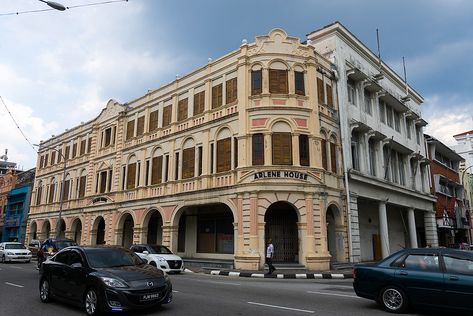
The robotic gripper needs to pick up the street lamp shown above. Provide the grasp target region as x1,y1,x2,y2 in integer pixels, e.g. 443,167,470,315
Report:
34,144,67,239
38,0,67,11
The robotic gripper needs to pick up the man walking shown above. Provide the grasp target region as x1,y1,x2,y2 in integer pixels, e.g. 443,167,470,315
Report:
266,238,275,274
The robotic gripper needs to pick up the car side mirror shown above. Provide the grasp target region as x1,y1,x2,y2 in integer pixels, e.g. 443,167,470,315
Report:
143,251,149,255
71,262,83,269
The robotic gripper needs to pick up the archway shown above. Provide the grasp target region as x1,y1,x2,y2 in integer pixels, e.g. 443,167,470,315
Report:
327,207,337,261
264,201,299,263
29,221,38,241
56,218,66,239
146,210,163,245
327,204,344,262
43,221,51,239
92,217,106,245
122,214,134,248
71,219,82,244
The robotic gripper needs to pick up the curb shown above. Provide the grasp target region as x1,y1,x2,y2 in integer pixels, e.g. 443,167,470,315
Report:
205,270,353,279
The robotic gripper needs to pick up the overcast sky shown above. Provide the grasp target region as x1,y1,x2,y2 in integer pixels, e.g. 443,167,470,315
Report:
1,0,472,170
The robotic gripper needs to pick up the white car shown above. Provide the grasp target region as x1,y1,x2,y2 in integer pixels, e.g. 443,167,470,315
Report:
0,242,32,263
130,244,184,273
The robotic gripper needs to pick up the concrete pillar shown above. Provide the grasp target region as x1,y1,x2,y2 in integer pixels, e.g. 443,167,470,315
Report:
379,200,390,258
423,211,439,247
407,208,418,248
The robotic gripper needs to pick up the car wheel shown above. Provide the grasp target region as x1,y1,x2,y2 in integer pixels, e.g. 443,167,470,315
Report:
39,279,51,303
150,261,157,267
84,287,105,316
379,286,408,313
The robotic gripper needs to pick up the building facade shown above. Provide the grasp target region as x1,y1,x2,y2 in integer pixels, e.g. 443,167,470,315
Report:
426,135,471,246
2,169,35,243
308,22,437,262
27,29,347,270
0,169,18,242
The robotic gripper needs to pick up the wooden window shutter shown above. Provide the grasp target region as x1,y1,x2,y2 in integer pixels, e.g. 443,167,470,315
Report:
44,154,48,167
63,179,70,200
136,116,145,136
151,156,163,185
39,156,44,168
182,147,195,179
79,176,86,198
252,133,264,166
193,91,205,115
80,140,86,155
126,163,136,190
294,71,305,96
212,84,223,109
149,110,159,132
65,146,70,160
326,83,333,107
251,70,262,95
269,69,288,94
36,186,42,205
198,146,203,176
104,128,112,147
58,149,62,163
217,138,231,172
126,120,135,140
178,98,188,122
50,151,56,165
48,184,55,203
226,78,237,104
317,78,325,104
321,139,328,170
330,142,337,173
162,105,172,127
87,140,91,153
72,143,77,158
299,135,310,166
99,171,107,193
272,132,292,165
234,138,238,169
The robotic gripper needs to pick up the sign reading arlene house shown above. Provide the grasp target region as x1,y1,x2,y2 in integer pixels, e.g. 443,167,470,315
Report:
254,170,309,181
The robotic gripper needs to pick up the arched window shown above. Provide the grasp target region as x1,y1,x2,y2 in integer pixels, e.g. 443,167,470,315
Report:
269,61,288,94
216,128,232,172
48,178,56,203
351,131,360,171
252,133,264,166
251,64,262,95
126,156,137,190
63,173,72,200
330,136,337,173
182,139,195,179
151,148,163,185
36,181,43,205
271,121,292,165
320,132,328,170
78,170,87,198
294,65,305,96
299,134,309,166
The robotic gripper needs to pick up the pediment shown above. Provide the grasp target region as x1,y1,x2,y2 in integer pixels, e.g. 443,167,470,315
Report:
94,99,127,124
249,28,311,57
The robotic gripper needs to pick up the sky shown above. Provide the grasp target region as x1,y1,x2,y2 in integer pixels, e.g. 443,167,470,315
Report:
0,0,472,170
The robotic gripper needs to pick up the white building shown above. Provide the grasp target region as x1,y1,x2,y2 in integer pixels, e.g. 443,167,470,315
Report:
453,130,473,172
308,22,438,262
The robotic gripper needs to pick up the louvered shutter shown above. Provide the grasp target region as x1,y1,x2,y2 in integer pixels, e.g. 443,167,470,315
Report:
50,151,56,165
63,179,70,200
299,135,309,166
65,146,70,160
294,71,305,96
193,91,205,115
126,163,136,189
151,156,163,185
212,84,223,109
80,140,86,155
136,116,145,136
149,110,159,131
321,139,328,170
178,98,188,122
78,176,86,198
226,78,237,104
252,134,264,166
326,84,333,107
251,70,262,95
99,171,107,193
269,69,288,94
317,78,325,104
217,138,231,172
272,133,292,165
330,142,337,173
126,120,135,140
162,105,172,127
36,186,42,205
182,147,195,179
72,144,77,158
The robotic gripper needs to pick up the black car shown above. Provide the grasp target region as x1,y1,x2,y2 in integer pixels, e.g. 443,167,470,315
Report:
37,239,78,269
353,247,473,313
39,246,173,315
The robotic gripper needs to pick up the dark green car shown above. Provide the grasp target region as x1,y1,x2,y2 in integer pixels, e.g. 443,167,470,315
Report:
353,248,473,313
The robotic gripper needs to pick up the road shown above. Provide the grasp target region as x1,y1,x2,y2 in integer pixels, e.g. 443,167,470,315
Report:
0,261,458,316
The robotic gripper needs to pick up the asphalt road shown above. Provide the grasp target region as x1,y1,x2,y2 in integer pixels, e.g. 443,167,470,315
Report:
0,261,463,316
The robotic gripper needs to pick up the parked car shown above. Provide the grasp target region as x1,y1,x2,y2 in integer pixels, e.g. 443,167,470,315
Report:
130,244,184,273
28,240,41,258
37,239,77,269
39,245,172,315
353,247,473,313
0,242,32,263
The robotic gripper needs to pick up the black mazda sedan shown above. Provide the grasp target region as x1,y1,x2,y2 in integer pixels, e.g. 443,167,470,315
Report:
39,246,172,315
353,247,473,313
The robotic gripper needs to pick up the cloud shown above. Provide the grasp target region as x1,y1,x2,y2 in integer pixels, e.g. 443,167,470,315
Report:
423,95,473,146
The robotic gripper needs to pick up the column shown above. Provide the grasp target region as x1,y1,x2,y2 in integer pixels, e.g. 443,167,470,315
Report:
407,208,418,248
423,211,439,247
292,134,300,166
379,200,390,258
264,133,271,165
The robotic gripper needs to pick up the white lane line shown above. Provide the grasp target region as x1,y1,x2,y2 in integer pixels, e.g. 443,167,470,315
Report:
172,290,179,293
5,282,24,288
204,280,241,286
247,302,315,314
307,291,360,299
8,266,25,270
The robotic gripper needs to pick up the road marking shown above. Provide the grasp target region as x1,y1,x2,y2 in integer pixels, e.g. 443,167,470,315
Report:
5,282,24,288
172,290,179,293
307,291,360,299
8,266,25,270
204,280,241,286
247,302,314,314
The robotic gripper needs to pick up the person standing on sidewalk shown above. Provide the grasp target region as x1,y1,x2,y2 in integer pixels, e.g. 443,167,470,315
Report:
266,239,275,274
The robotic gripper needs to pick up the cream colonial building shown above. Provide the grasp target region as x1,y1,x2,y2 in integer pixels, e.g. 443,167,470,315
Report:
27,29,347,270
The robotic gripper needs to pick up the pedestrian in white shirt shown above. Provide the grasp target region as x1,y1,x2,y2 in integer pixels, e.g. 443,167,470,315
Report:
265,239,275,274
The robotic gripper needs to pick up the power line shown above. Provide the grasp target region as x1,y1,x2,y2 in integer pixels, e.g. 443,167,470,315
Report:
0,0,128,17
0,96,38,153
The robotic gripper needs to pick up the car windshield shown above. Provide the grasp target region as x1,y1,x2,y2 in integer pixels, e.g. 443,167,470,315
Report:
5,243,26,249
55,240,77,250
85,248,144,268
149,245,173,254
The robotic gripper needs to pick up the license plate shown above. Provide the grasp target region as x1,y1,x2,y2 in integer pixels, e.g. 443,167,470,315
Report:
140,293,160,301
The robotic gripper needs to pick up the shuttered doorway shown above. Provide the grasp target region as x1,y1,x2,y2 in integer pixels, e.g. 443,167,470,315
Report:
265,202,299,263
